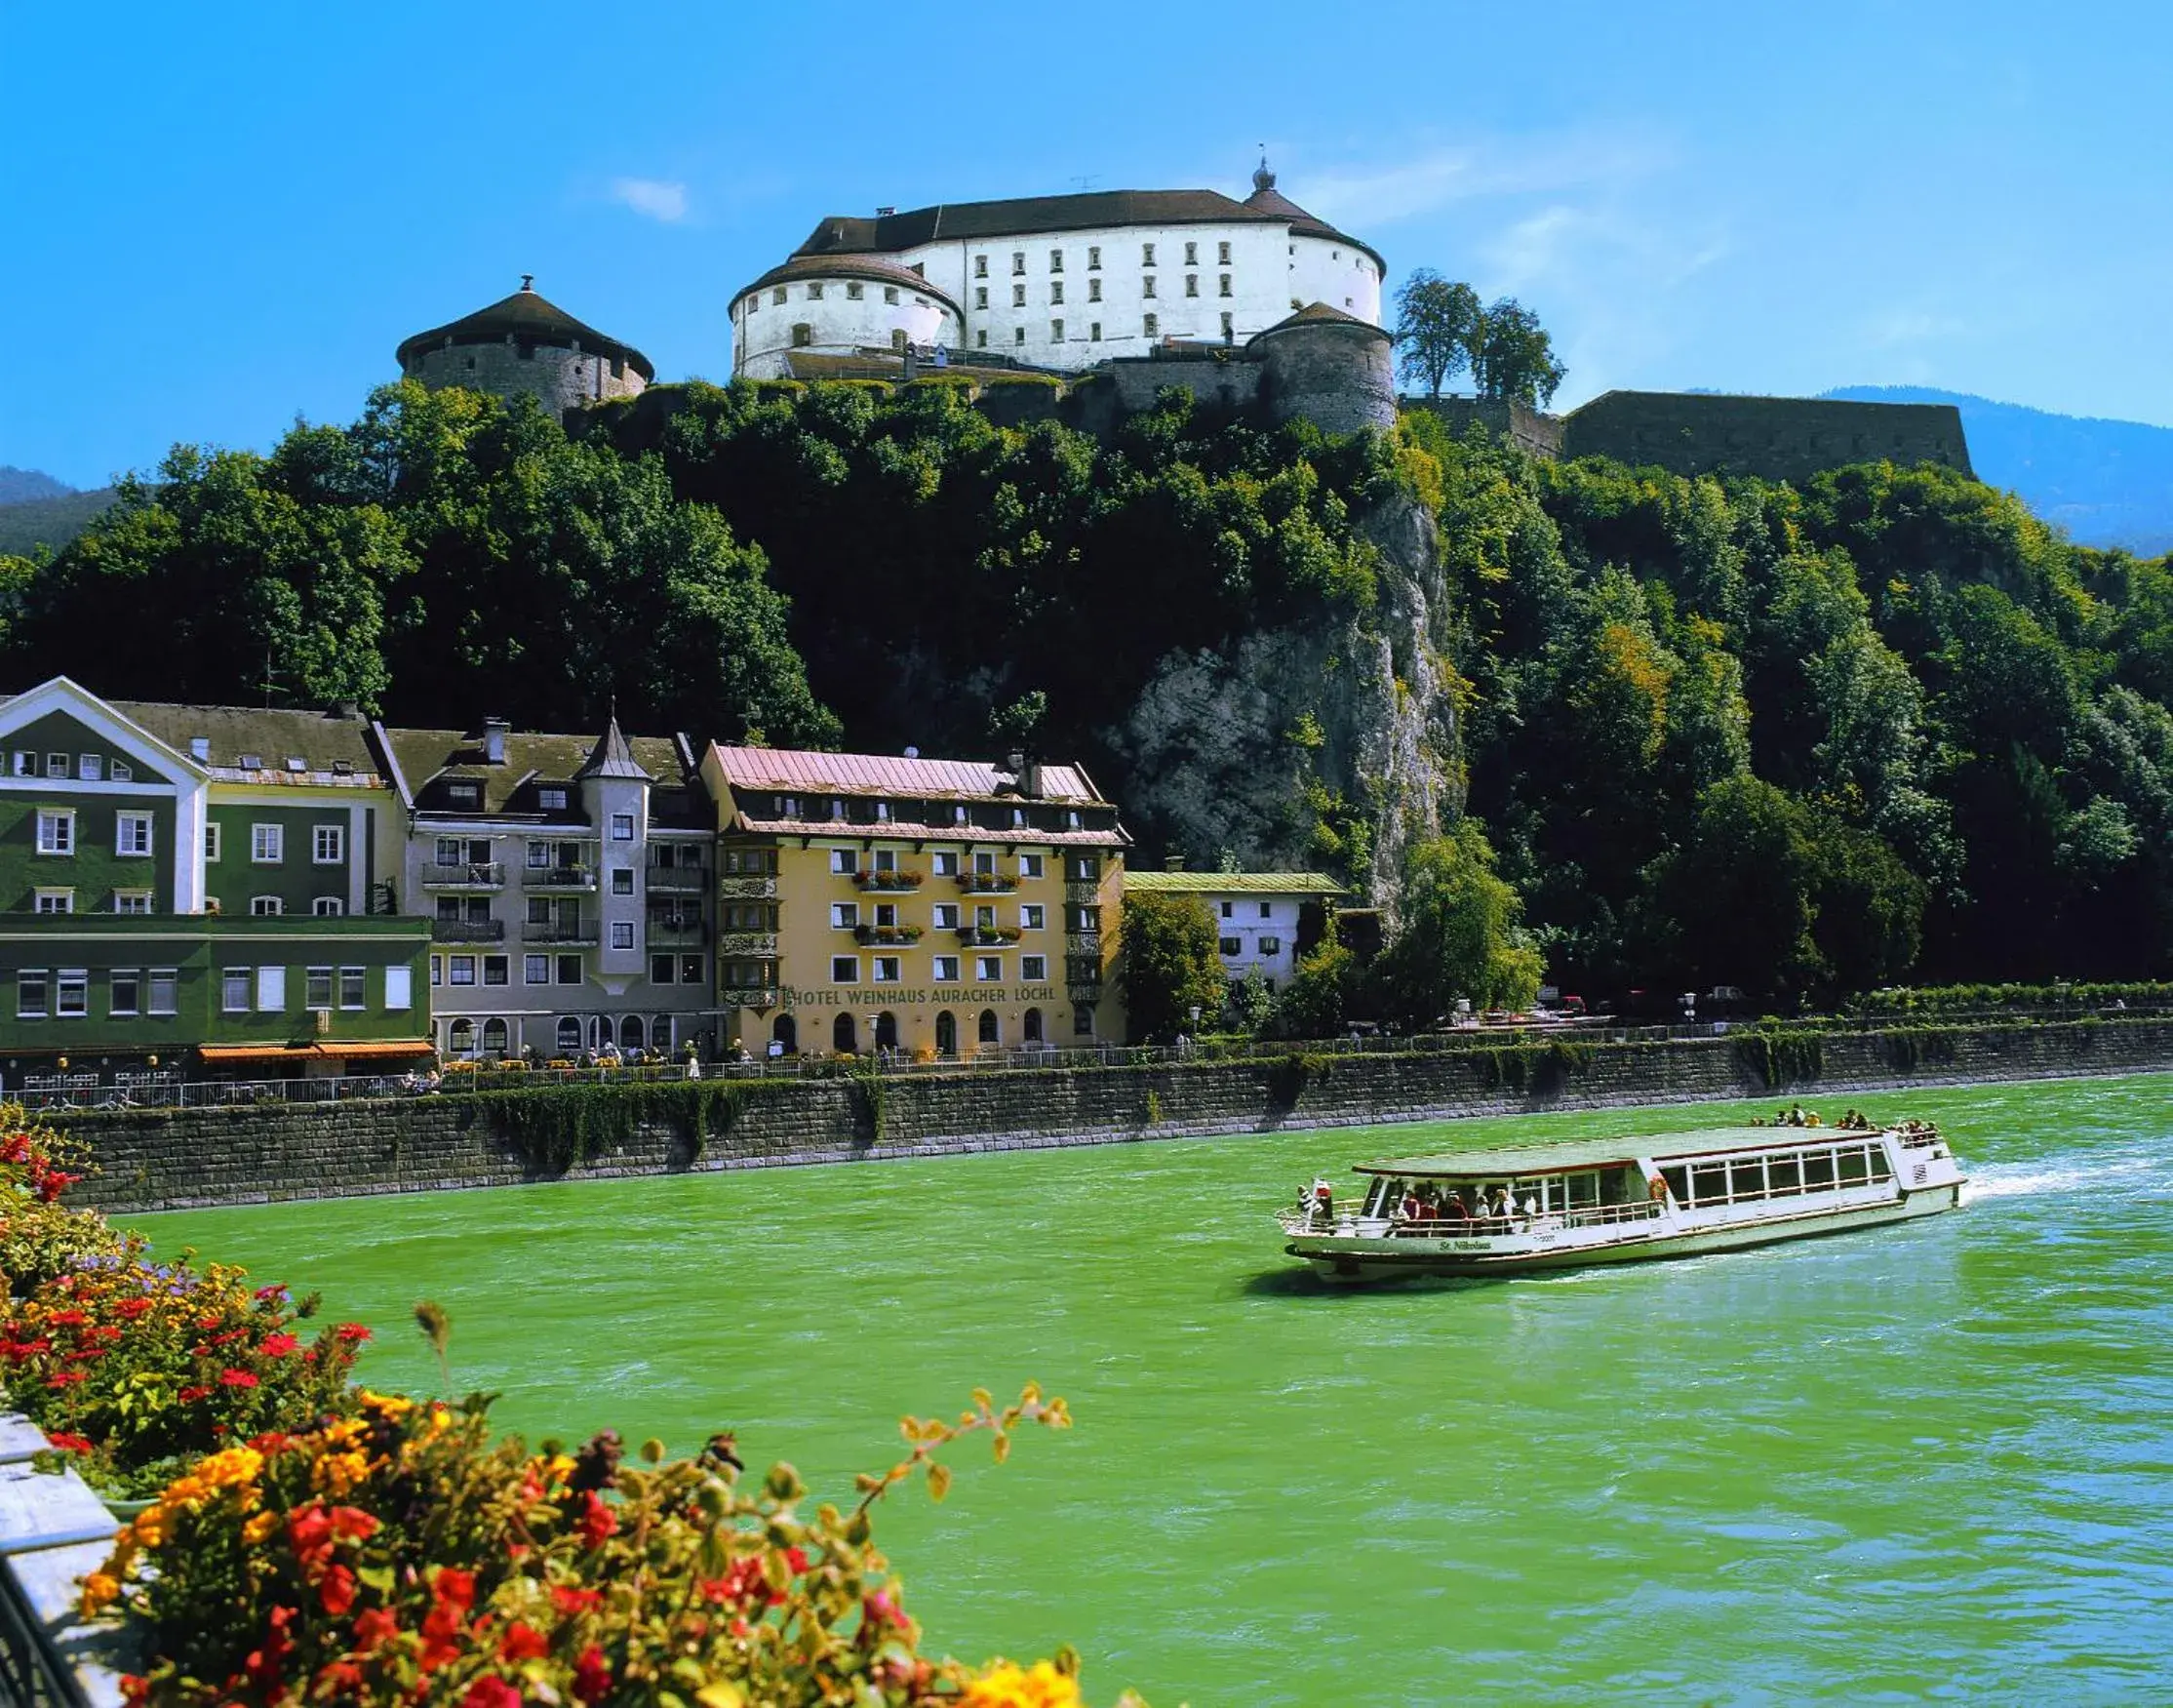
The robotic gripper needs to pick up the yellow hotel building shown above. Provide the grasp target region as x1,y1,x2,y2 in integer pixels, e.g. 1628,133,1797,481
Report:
697,745,1128,1056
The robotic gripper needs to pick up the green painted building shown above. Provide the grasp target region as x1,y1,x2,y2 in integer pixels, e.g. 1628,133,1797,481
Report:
0,679,430,1085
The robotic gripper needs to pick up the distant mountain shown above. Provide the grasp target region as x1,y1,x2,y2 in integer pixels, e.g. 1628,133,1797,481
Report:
1824,386,2173,557
0,466,74,506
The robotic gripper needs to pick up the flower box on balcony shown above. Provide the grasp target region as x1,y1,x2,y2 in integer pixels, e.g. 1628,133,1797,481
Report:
957,873,1019,894
851,870,926,892
955,925,1025,944
853,924,926,944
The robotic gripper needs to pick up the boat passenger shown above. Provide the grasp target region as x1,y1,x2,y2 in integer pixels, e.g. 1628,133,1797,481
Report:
1442,1191,1470,1224
1489,1186,1513,1223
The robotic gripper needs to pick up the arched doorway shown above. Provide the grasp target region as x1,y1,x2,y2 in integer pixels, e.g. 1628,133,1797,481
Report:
481,1017,508,1057
619,1014,646,1053
448,1017,475,1057
874,1012,899,1053
556,1015,581,1054
833,1013,857,1054
770,1013,798,1053
977,1009,1000,1047
935,1011,957,1056
1022,1007,1043,1045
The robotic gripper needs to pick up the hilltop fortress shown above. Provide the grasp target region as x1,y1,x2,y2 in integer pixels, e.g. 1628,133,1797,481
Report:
396,163,1972,482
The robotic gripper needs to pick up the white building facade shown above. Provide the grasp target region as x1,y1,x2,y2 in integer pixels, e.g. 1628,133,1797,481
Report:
731,164,1384,379
1122,868,1343,992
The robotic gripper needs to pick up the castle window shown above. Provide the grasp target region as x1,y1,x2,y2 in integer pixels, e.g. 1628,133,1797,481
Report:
847,281,863,299
1141,243,1155,265
1051,319,1064,341
975,287,988,309
1184,241,1198,265
891,330,907,352
1185,274,1199,297
772,286,787,304
1219,273,1232,297
464,357,476,371
1050,281,1064,304
974,255,988,278
1048,249,1064,272
1142,275,1157,298
977,330,988,348
1221,311,1234,340
611,357,624,377
1014,327,1026,344
1089,322,1101,341
1143,313,1159,338
1218,241,1232,264
1087,246,1101,269
1011,252,1025,275
885,286,899,303
1012,283,1026,307
792,323,813,347
806,282,823,299
1087,278,1102,302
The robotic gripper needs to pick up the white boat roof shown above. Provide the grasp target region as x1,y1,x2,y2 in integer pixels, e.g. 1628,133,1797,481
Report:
1356,1127,1867,1178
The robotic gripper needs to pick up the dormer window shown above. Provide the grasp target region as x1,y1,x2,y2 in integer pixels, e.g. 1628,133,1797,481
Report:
538,786,568,811
778,796,800,818
331,760,353,775
448,781,482,809
237,753,262,771
110,760,132,782
829,798,847,821
875,801,890,820
285,756,307,774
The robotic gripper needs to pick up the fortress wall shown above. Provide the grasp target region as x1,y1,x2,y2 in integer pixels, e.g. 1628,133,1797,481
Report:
1256,326,1398,435
59,1018,2173,1214
1559,392,1974,482
413,341,646,415
1405,397,1565,458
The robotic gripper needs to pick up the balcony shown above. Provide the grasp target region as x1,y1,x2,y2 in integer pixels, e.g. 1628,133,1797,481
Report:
1065,931,1103,957
955,925,1024,945
717,931,779,955
1066,984,1103,1007
719,986,781,1010
525,864,598,892
853,924,925,945
647,919,709,945
718,874,778,900
432,918,505,943
421,860,504,891
646,864,709,894
1064,879,1102,905
521,922,599,946
957,872,1019,894
852,869,925,892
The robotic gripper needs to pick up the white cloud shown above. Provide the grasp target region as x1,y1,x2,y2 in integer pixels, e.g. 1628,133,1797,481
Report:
1289,132,1675,231
612,178,689,222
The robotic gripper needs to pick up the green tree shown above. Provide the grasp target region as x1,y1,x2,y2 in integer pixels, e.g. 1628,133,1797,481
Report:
1266,938,1363,1040
1392,270,1482,398
1117,892,1228,1043
1367,822,1544,1026
1473,299,1568,408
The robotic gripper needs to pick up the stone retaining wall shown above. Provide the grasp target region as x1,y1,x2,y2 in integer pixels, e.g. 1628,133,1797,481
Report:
56,1019,2173,1214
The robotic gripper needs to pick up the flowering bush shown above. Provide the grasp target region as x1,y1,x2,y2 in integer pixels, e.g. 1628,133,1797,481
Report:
0,1109,122,1293
3,1253,370,1497
91,1385,1124,1707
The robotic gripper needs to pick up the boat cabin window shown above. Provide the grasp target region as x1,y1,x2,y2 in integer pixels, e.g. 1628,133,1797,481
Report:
1801,1150,1836,1189
1676,1140,1893,1207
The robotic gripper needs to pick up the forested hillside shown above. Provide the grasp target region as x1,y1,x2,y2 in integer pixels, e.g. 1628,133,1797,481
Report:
5,377,2171,1007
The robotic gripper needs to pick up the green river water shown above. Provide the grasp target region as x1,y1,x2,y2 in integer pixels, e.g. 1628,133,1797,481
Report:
131,1076,2173,1704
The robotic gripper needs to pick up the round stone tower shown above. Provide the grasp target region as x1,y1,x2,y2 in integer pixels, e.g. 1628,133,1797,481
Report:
396,278,653,413
1248,303,1397,434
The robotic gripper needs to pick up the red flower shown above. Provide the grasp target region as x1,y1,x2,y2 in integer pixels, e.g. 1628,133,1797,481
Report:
45,1432,93,1453
577,1490,615,1549
419,1605,466,1673
785,1545,809,1574
432,1567,477,1612
462,1678,522,1708
178,1384,213,1404
863,1589,908,1631
217,1369,259,1388
211,1329,249,1347
46,1310,87,1327
333,1323,373,1343
316,1661,364,1694
573,1646,611,1704
550,1585,603,1615
46,1370,85,1388
328,1505,378,1542
114,1298,152,1319
254,1285,288,1300
320,1564,357,1617
35,1171,80,1203
243,1605,296,1691
259,1332,298,1358
249,1431,294,1453
498,1623,549,1662
351,1608,399,1649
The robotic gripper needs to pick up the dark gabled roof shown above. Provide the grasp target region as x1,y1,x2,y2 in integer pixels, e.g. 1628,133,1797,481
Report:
793,189,1279,257
575,715,652,781
731,254,964,317
1247,300,1393,349
395,282,654,380
1241,179,1385,272
378,724,698,820
110,699,383,786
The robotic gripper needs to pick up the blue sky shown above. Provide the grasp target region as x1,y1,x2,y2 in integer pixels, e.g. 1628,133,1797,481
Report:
4,0,2169,490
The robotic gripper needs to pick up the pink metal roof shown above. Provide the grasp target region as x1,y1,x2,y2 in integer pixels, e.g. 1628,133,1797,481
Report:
708,744,1109,805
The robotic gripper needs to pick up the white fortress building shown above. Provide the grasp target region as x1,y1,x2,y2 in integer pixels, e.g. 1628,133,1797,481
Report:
729,159,1385,379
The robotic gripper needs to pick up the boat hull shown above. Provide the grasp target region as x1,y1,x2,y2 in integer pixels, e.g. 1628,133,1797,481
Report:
1287,1181,1965,1284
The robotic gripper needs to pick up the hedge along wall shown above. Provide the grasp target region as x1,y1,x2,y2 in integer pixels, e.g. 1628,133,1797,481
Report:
56,1017,2173,1214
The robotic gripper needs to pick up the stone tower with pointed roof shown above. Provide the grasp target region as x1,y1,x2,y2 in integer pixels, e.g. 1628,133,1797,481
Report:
572,714,655,989
397,279,653,416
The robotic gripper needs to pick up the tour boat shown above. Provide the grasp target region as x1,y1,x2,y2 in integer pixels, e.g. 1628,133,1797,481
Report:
1279,1121,1965,1283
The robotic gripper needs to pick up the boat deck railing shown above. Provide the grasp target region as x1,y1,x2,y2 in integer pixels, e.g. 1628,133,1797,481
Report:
1284,1199,1667,1238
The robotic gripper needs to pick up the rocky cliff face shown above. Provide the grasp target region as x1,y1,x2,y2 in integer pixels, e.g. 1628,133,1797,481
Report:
1111,487,1461,931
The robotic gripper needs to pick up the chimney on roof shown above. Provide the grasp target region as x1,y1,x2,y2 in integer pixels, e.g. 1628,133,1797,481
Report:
520,274,534,293
876,205,895,217
1165,854,1185,871
333,700,363,721
483,716,510,765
